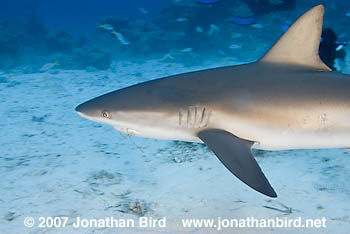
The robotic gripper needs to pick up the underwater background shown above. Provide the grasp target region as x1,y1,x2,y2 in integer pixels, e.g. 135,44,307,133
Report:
1,0,350,233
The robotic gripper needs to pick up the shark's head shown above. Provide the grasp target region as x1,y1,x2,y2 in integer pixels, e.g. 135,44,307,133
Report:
75,81,186,139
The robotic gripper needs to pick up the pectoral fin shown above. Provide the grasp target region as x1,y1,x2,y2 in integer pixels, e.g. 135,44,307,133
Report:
198,129,277,197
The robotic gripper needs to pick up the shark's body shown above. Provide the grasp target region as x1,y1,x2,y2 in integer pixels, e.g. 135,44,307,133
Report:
76,5,350,197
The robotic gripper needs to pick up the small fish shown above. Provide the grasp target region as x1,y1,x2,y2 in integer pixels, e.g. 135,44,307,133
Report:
252,23,264,29
346,12,350,17
98,24,114,31
218,50,226,56
208,24,219,35
196,26,203,33
160,53,175,61
336,44,345,51
40,61,60,72
181,48,192,53
111,31,130,45
231,33,242,39
231,16,255,25
210,24,219,31
138,8,148,14
336,41,350,46
177,18,188,22
229,44,242,49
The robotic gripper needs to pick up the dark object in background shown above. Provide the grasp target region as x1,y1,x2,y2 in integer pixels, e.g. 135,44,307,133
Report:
319,28,346,71
196,0,222,4
231,0,295,25
231,15,256,25
243,0,296,16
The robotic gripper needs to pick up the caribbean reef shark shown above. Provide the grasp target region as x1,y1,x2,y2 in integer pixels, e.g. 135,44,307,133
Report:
76,5,349,197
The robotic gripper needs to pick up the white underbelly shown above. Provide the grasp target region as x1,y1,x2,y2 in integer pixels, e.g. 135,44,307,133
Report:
254,132,349,150
214,115,350,150
115,112,350,150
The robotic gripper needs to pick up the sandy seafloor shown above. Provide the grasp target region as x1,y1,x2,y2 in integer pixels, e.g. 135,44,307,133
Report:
1,58,350,234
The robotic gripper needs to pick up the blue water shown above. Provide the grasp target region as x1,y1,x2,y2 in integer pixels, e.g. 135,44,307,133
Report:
1,0,350,233
0,0,172,36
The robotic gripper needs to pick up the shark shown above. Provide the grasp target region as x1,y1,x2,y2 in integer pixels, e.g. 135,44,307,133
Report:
76,5,350,198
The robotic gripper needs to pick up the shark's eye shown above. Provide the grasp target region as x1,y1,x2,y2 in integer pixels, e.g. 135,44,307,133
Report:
102,111,110,119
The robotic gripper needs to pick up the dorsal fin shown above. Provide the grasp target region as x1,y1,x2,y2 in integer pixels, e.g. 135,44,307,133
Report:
260,5,331,71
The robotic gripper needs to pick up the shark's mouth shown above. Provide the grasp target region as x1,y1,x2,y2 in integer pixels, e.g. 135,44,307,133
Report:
76,111,91,120
114,126,139,136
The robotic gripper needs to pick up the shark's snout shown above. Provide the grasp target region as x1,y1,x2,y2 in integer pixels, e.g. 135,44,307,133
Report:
75,102,95,119
75,104,82,113
75,103,86,115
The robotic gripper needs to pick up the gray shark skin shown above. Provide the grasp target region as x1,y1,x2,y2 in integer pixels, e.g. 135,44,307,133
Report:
76,5,350,197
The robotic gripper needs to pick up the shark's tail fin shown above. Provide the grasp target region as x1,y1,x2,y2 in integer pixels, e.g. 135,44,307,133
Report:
260,5,331,71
